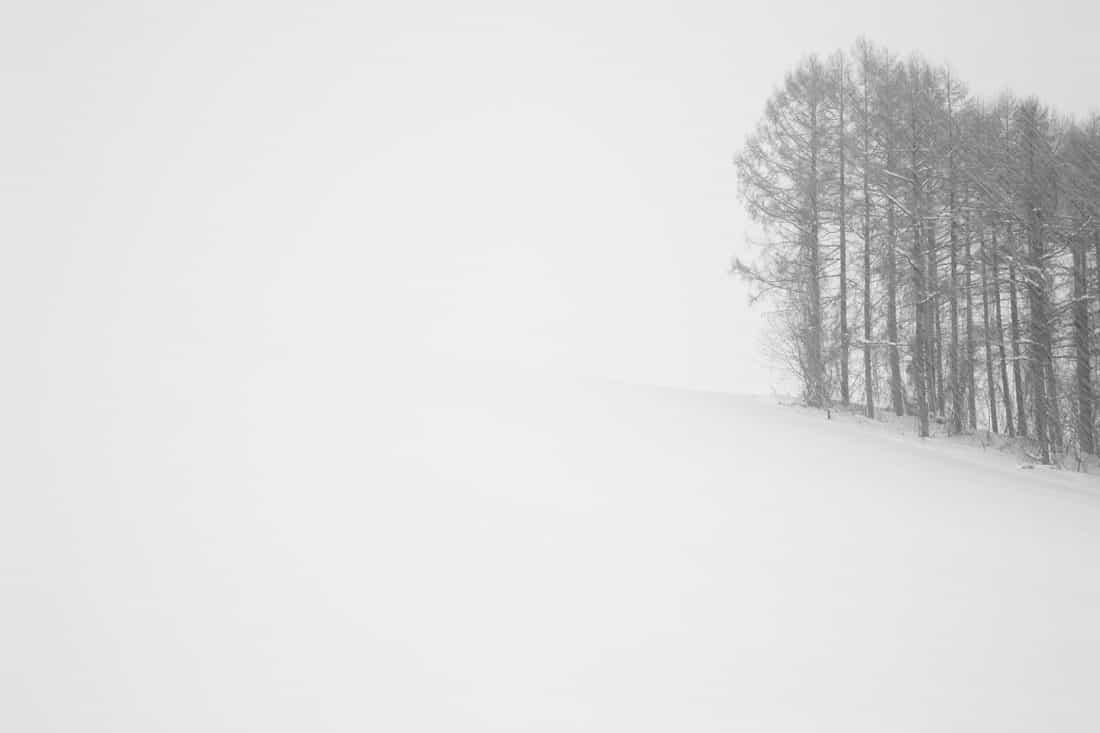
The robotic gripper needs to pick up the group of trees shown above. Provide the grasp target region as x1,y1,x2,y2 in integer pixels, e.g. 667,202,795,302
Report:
734,39,1100,465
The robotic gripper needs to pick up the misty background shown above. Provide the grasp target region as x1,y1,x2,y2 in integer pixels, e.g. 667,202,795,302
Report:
6,2,1100,731
11,1,1100,404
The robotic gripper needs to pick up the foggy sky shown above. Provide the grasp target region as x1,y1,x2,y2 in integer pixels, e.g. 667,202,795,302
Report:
8,0,1100,402
7,4,1100,730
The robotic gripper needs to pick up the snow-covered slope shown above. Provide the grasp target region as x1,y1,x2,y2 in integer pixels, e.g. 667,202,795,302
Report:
8,368,1100,731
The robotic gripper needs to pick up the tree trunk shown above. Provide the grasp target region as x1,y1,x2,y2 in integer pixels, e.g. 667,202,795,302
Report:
992,226,1015,436
928,227,944,418
807,97,826,408
1048,360,1064,454
947,88,962,434
1022,110,1051,465
861,55,874,419
838,59,850,407
909,90,929,437
1025,230,1051,463
964,220,977,430
980,227,998,433
994,228,1016,433
885,152,904,416
1093,226,1100,447
1008,256,1028,438
948,202,961,433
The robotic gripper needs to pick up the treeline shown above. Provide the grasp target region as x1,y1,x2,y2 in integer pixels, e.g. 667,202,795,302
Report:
734,39,1100,465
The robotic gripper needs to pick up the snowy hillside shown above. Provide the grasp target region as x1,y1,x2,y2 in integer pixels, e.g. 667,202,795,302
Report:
8,367,1100,731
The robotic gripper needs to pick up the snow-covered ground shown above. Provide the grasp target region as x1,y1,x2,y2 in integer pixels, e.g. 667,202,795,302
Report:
7,365,1100,731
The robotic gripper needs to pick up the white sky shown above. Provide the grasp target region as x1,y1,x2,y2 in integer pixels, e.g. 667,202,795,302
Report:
7,5,1100,728
8,0,1100,399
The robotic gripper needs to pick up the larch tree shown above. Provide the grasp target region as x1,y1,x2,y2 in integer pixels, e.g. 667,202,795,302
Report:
735,41,1100,466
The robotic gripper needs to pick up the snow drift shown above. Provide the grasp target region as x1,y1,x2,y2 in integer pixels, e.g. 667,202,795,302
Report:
7,365,1100,731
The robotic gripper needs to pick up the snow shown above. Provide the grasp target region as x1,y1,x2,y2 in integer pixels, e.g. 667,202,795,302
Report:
6,364,1100,731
